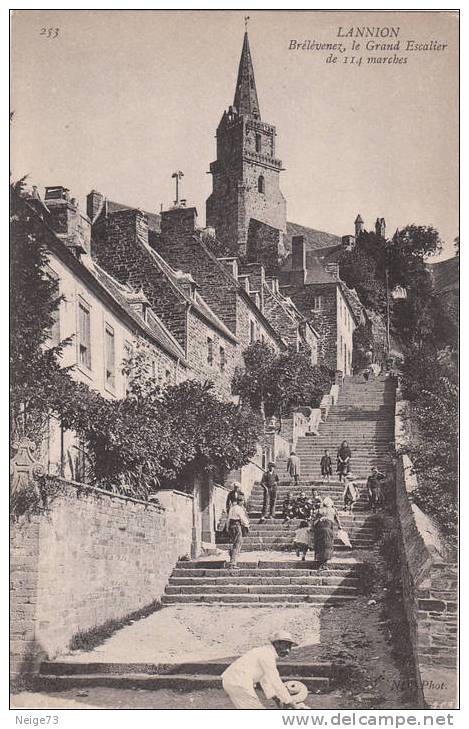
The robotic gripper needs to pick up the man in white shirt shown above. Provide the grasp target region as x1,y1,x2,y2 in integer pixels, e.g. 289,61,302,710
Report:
222,631,298,709
227,494,250,569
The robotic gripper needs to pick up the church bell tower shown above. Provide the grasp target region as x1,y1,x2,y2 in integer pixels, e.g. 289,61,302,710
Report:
206,31,286,258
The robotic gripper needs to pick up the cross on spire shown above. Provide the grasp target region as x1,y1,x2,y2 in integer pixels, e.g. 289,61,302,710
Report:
244,15,250,31
233,28,260,118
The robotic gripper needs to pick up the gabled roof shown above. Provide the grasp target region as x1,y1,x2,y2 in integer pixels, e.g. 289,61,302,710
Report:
20,190,189,365
285,221,342,253
144,241,239,344
107,200,161,232
91,262,187,363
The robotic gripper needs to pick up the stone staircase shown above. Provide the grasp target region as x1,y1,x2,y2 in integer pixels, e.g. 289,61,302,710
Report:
161,376,396,608
161,557,362,606
39,658,334,692
39,376,396,698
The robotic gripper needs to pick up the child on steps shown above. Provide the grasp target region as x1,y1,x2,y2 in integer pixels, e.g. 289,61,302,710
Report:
294,520,311,561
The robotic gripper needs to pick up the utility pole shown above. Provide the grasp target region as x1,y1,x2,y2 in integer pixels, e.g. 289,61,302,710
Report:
385,267,391,358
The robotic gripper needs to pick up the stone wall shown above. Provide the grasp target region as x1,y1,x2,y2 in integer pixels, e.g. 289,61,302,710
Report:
10,480,194,680
394,393,458,708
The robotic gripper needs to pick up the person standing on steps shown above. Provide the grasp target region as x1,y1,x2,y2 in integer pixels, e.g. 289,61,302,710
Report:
227,494,250,569
226,481,243,513
320,449,333,482
259,462,279,523
367,467,386,512
286,450,301,486
343,476,359,513
337,440,352,482
221,631,298,709
312,496,342,570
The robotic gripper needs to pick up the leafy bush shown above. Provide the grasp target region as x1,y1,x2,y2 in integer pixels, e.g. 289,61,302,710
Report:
232,341,333,426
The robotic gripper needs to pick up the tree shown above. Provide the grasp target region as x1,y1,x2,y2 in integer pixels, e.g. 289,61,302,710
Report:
232,342,333,430
339,248,387,313
231,341,277,418
162,380,262,484
10,182,73,446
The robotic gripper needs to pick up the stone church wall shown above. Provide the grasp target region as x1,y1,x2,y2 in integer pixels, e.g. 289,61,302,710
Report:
10,481,194,681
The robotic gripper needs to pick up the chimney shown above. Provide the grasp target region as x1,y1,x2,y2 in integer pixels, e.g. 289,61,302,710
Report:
290,235,306,285
325,262,340,280
238,274,250,294
375,217,386,238
160,206,197,239
108,208,149,248
44,186,90,256
87,189,104,222
342,235,355,251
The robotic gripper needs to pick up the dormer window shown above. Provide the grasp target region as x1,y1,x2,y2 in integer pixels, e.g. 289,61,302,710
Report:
258,175,265,194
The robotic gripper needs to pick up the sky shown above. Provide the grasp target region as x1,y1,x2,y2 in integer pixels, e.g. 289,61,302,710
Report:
11,9,459,259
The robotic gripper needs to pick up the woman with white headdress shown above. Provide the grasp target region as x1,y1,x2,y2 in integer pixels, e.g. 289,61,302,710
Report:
312,497,342,570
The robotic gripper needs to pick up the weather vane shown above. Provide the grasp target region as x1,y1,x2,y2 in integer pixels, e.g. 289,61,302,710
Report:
171,170,184,207
244,16,250,31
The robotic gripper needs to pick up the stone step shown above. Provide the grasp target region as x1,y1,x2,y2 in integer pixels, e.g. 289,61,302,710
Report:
172,567,360,578
161,592,356,605
248,510,376,519
248,526,375,536
165,584,358,596
169,575,360,586
174,559,360,571
239,536,375,547
38,672,330,692
236,543,361,552
40,659,333,679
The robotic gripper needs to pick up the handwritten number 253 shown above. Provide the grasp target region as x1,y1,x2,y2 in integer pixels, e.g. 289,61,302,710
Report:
40,27,59,38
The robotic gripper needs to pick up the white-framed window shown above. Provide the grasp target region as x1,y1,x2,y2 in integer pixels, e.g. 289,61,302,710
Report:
104,323,115,390
312,296,322,311
78,299,91,370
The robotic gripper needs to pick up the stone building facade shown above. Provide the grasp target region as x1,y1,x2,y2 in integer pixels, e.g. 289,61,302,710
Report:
21,187,189,479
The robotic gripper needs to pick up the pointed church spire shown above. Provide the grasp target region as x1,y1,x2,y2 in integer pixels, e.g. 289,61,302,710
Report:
233,32,261,118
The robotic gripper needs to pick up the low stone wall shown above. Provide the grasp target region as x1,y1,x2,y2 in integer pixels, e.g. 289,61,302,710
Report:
395,393,458,708
10,479,194,681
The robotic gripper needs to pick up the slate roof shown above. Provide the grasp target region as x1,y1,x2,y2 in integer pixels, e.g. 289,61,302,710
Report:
91,262,187,362
285,221,342,253
107,200,161,232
